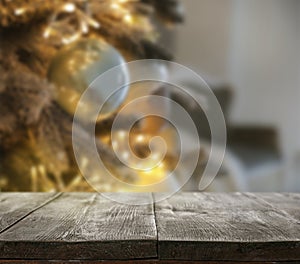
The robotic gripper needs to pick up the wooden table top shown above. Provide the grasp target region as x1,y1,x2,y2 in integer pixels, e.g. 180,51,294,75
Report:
0,192,299,263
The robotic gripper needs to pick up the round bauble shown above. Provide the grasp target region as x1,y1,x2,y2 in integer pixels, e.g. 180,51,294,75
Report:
47,38,129,119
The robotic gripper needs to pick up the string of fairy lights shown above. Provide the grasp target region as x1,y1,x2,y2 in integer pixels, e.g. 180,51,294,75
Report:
0,0,178,191
3,0,146,45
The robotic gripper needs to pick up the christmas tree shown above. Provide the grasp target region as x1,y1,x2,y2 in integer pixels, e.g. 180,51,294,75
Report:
0,0,183,191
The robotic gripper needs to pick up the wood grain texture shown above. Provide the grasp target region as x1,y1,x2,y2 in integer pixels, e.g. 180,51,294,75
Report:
0,193,157,260
0,192,60,233
0,192,299,262
154,192,300,262
0,261,291,264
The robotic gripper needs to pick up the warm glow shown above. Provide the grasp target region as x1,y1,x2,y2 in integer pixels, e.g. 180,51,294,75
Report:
84,15,101,29
117,131,126,140
124,14,133,24
122,151,130,160
151,152,161,161
62,33,81,45
14,8,26,16
137,162,167,186
81,157,89,170
43,28,51,38
81,21,89,34
112,140,119,149
136,134,145,143
63,3,76,13
111,3,121,10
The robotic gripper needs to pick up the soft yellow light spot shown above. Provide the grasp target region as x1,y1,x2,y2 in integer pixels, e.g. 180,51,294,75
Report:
112,141,119,149
122,151,130,160
136,134,145,143
117,131,126,140
84,15,101,29
62,33,80,44
81,21,89,34
137,162,167,185
158,162,164,168
38,165,46,175
14,8,26,16
63,3,76,13
151,152,161,161
88,19,100,29
111,3,121,10
43,28,51,38
81,157,89,169
30,166,37,178
30,166,38,192
124,14,133,24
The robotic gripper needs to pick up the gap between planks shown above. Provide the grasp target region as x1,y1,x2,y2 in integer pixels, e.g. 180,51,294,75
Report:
1,193,299,262
0,192,62,235
152,192,159,257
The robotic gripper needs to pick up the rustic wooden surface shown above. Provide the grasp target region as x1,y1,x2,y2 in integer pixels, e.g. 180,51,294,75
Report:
0,193,156,260
0,261,297,264
155,192,300,262
0,192,60,233
0,192,299,262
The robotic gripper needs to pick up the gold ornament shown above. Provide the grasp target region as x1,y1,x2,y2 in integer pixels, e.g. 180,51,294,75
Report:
48,38,129,120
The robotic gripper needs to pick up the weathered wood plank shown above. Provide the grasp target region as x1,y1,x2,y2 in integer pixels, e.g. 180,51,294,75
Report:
251,193,300,220
155,192,300,262
0,192,299,262
0,261,290,264
0,193,157,260
0,192,61,233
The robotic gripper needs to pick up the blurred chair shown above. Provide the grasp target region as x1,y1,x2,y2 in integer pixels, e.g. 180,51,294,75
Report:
175,81,282,191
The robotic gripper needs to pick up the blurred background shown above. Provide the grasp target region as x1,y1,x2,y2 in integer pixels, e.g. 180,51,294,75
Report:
167,0,300,192
1,0,299,193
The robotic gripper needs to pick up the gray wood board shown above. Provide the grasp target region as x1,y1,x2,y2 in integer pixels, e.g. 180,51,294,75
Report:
0,192,61,233
0,193,157,260
0,192,300,261
154,192,300,261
